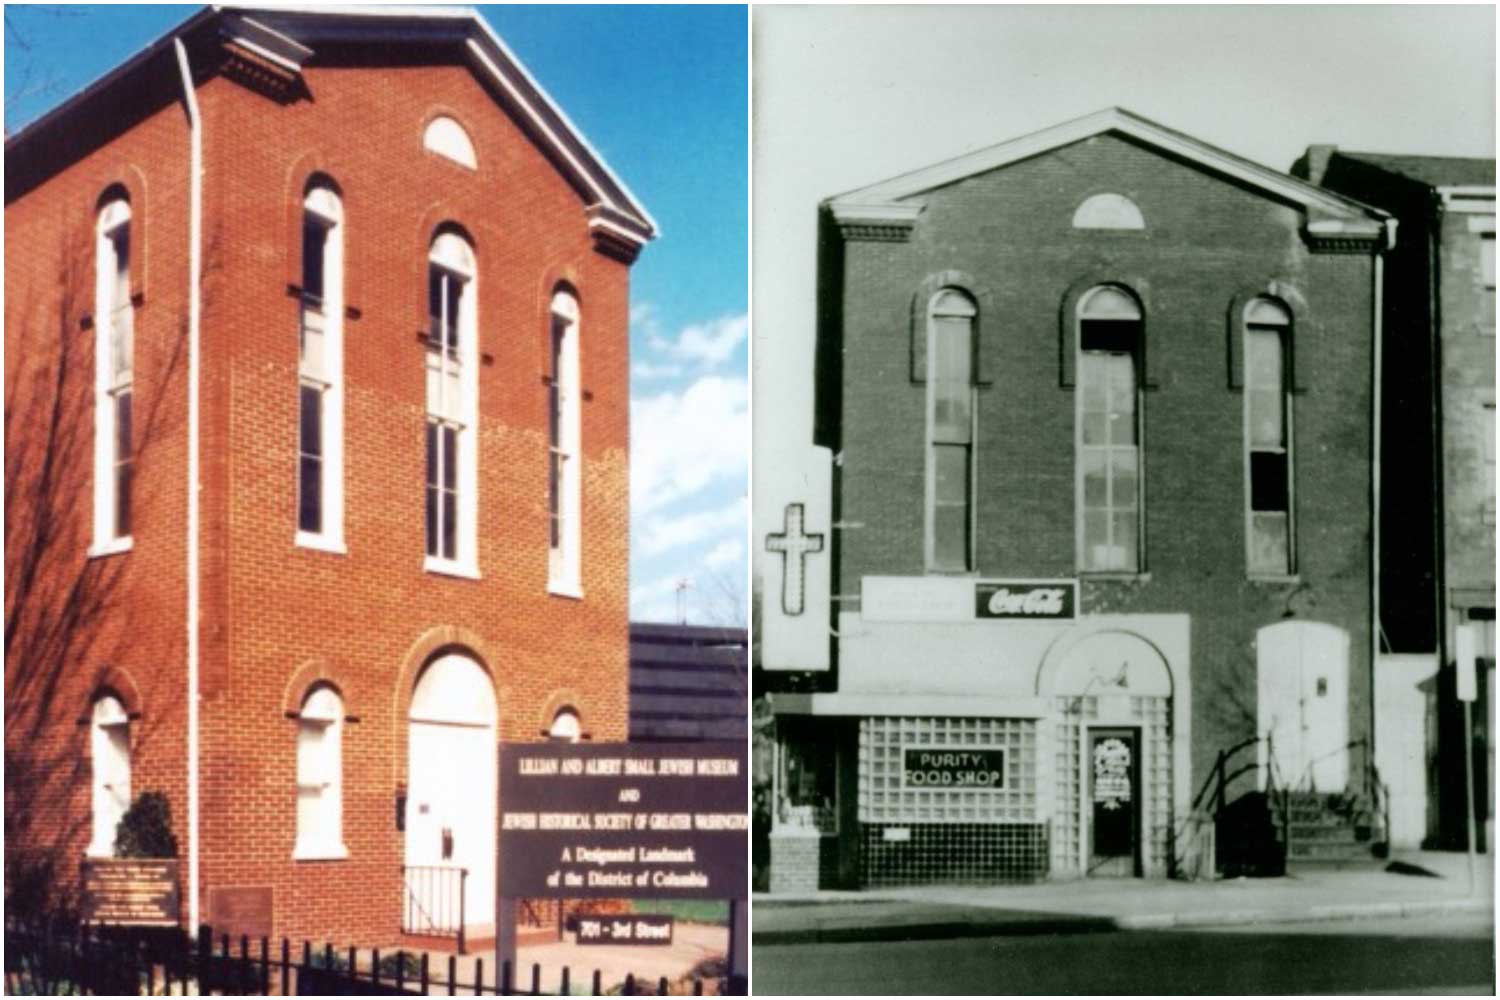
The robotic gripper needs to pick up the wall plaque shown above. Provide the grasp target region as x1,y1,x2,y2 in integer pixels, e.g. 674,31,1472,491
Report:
575,914,674,946
498,742,747,900
206,886,273,939
81,859,180,927
902,748,1007,789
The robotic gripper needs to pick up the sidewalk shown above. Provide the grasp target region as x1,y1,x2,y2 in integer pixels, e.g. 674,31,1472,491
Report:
752,851,1495,945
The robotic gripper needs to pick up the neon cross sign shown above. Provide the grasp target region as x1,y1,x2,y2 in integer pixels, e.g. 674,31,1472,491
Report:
765,502,824,616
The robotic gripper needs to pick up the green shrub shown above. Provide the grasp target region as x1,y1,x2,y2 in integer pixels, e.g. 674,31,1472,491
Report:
114,792,179,859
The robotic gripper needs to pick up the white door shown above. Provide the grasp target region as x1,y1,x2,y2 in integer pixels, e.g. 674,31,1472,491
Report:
1257,621,1349,792
406,654,497,933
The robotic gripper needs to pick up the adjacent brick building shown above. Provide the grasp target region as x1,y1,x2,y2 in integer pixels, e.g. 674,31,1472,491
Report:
1295,148,1495,851
760,109,1392,889
5,5,654,945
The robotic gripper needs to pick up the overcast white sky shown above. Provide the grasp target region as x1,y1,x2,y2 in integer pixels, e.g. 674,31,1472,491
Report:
751,3,1496,573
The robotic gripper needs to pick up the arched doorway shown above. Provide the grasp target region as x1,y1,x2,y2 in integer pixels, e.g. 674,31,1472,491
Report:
406,652,497,936
1041,629,1174,878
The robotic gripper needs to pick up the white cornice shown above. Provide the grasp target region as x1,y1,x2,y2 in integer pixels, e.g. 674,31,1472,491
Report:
827,107,1387,224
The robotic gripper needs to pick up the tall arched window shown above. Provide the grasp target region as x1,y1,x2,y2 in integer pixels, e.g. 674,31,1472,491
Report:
92,197,134,554
425,231,478,575
1077,285,1142,573
548,289,582,594
297,182,344,551
1244,298,1294,576
294,685,346,859
926,289,976,572
89,695,131,856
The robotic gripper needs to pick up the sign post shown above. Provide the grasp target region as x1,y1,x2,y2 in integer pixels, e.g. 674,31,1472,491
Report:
497,742,749,991
1456,623,1479,897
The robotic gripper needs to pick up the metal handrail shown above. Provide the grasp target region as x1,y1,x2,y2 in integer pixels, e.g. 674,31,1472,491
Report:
401,865,468,954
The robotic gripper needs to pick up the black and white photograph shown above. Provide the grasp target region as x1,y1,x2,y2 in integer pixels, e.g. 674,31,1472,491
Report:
751,5,1495,995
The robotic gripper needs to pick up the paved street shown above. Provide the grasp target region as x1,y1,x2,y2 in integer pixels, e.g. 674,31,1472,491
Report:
752,911,1495,995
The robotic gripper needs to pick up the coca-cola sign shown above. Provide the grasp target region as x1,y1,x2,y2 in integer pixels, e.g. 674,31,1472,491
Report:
974,580,1076,620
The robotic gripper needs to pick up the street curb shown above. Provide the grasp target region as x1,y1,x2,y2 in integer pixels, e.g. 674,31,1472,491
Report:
752,897,1493,945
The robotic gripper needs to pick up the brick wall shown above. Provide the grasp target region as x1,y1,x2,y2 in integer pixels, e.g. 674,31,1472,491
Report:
6,44,633,944
826,132,1376,793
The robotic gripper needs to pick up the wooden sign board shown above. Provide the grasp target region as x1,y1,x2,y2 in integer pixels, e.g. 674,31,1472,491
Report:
206,886,274,939
576,914,674,946
81,858,180,927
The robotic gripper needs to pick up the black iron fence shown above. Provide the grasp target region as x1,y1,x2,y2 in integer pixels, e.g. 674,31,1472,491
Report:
4,918,739,995
402,864,468,953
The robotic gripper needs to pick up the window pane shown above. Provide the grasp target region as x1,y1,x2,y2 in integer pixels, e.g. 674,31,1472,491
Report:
442,426,457,491
302,217,326,302
1080,319,1137,353
299,385,322,457
442,490,457,560
1111,511,1139,571
300,307,325,378
932,505,968,571
1245,329,1282,388
1111,449,1138,510
425,422,437,488
1082,510,1110,568
1106,353,1136,405
1081,412,1108,446
1080,358,1108,412
933,444,968,503
299,456,321,533
1249,512,1290,575
115,461,132,539
1081,448,1108,508
428,266,443,330
425,485,439,557
1250,451,1289,512
112,228,130,307
1109,410,1136,445
111,309,133,384
1249,389,1283,447
114,390,132,461
445,277,462,354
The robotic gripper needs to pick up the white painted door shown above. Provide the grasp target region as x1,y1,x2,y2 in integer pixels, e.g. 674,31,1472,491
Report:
1257,621,1349,792
406,654,497,933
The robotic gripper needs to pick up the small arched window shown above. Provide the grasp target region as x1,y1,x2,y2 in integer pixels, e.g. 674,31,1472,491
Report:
926,289,976,572
548,707,582,743
294,685,346,859
1072,193,1145,230
92,197,134,554
423,116,477,170
297,182,344,550
548,289,582,595
425,230,478,575
89,695,131,856
1244,298,1294,576
1077,285,1143,573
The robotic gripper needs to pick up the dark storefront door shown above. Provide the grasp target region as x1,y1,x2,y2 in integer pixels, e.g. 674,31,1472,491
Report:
1088,728,1140,877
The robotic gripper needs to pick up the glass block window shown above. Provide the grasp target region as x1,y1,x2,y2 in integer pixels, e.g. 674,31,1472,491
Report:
858,717,1037,825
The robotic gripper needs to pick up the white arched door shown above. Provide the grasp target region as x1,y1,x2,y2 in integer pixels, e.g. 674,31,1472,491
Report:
406,653,497,933
1257,621,1349,792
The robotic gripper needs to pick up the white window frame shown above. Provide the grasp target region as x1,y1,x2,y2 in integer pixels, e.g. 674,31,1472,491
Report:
293,685,347,860
88,695,131,857
423,232,479,579
90,198,135,558
1243,298,1296,578
923,289,977,574
1075,285,1144,575
295,184,346,555
548,290,583,597
548,707,582,742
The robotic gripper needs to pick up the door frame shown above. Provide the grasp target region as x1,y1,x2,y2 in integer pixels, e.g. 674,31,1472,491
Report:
1084,725,1142,877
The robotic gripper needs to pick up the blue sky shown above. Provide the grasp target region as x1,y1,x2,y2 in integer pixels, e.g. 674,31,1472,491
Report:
5,4,749,626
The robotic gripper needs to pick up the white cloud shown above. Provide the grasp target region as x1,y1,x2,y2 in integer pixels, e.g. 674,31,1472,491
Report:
636,495,747,557
702,536,745,570
632,360,685,380
631,374,749,514
653,313,748,370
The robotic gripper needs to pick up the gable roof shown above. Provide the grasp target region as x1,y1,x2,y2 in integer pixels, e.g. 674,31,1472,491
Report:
5,4,656,246
1329,151,1495,191
827,107,1387,227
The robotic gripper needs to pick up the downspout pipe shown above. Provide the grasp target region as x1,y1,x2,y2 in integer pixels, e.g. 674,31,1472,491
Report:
172,36,202,932
1370,217,1395,794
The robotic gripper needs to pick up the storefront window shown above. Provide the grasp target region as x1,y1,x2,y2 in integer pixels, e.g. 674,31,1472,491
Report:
775,719,837,833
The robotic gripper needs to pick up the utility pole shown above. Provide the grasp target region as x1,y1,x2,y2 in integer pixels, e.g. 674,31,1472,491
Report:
1455,623,1479,897
675,577,693,625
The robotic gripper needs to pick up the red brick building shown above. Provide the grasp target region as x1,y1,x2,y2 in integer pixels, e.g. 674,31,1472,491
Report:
761,109,1393,889
5,5,653,945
